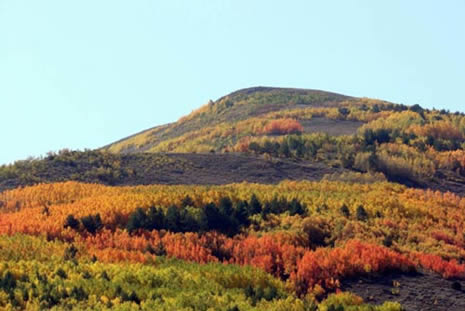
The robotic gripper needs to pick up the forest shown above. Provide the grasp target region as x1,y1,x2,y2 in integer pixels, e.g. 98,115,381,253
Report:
0,180,464,310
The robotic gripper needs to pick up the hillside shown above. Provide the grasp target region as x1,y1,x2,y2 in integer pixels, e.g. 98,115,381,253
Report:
0,150,349,193
1,87,465,310
3,87,465,194
1,181,465,310
102,87,465,192
103,87,356,154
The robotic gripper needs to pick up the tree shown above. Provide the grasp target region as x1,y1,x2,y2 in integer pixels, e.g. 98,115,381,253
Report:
409,104,424,114
165,205,181,232
234,201,250,226
146,206,164,230
81,214,103,234
178,208,198,232
340,204,350,217
356,205,368,221
249,142,261,154
249,194,262,215
153,242,167,256
263,141,274,155
126,208,147,233
64,245,78,260
289,198,305,216
204,202,225,232
263,119,303,135
279,140,291,157
64,214,80,230
219,197,233,216
338,107,350,117
295,143,306,158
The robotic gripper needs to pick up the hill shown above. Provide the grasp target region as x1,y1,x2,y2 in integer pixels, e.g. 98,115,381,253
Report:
101,87,465,192
103,87,357,154
1,87,465,310
3,86,465,194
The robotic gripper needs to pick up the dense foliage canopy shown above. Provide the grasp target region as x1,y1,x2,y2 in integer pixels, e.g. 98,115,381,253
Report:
0,180,464,309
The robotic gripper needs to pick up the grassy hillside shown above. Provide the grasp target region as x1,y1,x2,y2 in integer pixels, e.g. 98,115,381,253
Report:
0,149,352,193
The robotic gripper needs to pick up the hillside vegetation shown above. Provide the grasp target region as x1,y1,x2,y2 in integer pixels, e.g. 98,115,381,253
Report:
104,87,465,190
104,87,353,154
0,150,350,193
4,87,465,194
1,87,465,310
1,180,465,309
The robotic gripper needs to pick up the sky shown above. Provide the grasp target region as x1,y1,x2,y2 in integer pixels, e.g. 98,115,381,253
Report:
1,0,464,164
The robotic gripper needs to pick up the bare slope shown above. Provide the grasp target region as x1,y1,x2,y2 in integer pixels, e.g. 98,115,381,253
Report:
343,271,465,311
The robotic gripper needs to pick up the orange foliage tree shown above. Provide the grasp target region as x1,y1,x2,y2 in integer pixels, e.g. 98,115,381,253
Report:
262,118,303,135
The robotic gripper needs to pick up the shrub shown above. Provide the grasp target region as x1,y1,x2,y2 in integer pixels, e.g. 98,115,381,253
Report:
262,119,303,135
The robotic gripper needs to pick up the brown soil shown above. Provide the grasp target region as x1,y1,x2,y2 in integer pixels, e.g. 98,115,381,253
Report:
342,271,465,311
0,153,346,193
300,117,364,136
124,153,346,185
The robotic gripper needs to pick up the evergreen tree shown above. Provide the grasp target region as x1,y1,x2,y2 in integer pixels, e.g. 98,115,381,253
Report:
356,205,368,221
249,194,262,215
178,207,198,232
126,208,147,233
64,214,80,230
219,197,234,216
234,201,250,226
204,202,222,231
165,205,181,232
340,204,350,217
146,206,164,230
80,214,103,234
289,198,305,216
279,140,291,157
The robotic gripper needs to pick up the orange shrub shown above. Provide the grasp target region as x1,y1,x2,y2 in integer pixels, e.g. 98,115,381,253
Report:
411,252,465,279
262,118,303,135
293,240,414,295
410,121,464,141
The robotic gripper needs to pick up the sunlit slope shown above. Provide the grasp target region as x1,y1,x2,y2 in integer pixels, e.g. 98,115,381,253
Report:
103,87,357,153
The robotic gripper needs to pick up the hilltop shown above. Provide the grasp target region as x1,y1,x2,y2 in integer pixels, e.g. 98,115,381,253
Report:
104,87,361,153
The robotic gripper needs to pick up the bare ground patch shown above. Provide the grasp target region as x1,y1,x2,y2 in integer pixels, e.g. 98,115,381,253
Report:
342,271,465,311
300,117,364,136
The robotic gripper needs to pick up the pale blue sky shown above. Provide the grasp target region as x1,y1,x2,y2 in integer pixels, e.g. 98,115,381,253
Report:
1,1,464,164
